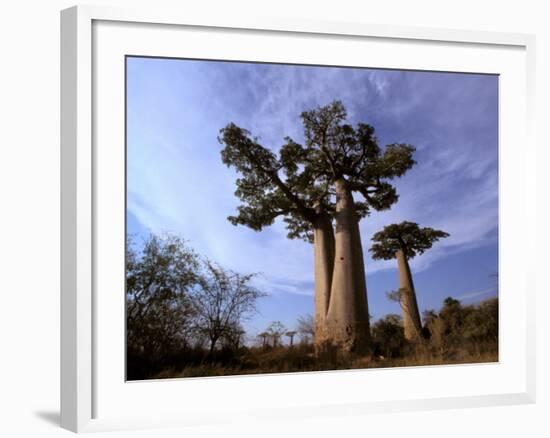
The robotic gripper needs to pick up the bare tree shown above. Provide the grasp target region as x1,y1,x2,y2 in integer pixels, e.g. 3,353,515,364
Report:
266,321,287,347
221,322,246,351
297,314,315,344
192,260,266,356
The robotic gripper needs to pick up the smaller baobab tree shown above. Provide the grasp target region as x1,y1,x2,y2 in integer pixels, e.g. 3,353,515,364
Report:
370,221,449,341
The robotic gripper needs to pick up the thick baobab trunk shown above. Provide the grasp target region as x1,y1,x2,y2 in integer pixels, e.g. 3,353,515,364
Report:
325,179,371,354
396,249,423,341
313,211,335,347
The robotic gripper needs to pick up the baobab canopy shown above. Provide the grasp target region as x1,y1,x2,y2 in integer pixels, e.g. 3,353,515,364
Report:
370,221,450,260
218,100,416,242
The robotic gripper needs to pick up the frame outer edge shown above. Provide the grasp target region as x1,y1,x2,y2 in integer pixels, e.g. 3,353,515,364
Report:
60,4,537,431
77,4,532,47
61,5,93,432
60,6,78,432
524,34,537,403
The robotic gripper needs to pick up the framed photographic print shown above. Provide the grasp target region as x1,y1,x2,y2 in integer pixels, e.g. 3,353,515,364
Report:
61,5,536,433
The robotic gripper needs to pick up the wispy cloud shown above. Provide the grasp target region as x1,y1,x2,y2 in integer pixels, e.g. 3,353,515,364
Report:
455,287,498,301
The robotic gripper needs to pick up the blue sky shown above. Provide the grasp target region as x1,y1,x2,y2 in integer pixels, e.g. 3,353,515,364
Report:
126,56,499,339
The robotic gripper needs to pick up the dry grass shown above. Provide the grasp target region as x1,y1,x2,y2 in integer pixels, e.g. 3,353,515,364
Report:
151,343,498,380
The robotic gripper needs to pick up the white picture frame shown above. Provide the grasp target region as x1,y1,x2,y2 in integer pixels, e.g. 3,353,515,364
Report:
60,4,536,433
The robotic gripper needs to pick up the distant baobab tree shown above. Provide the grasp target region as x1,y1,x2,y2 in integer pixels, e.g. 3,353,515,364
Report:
370,221,449,341
219,101,415,353
258,332,269,349
285,330,297,346
258,332,270,349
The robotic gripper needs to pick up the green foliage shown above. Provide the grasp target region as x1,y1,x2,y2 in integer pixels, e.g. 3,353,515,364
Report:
462,298,498,342
443,296,460,307
218,100,416,242
370,221,450,260
424,297,499,351
126,234,200,363
371,314,407,358
386,288,405,303
218,123,320,242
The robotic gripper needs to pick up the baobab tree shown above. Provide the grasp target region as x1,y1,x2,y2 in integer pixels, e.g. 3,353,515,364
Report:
285,330,297,347
370,221,449,341
219,101,415,353
258,332,269,349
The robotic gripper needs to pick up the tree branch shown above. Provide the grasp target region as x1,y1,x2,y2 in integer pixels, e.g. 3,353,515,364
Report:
268,170,317,222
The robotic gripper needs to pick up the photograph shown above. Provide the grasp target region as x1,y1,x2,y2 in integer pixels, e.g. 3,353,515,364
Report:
125,57,499,381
